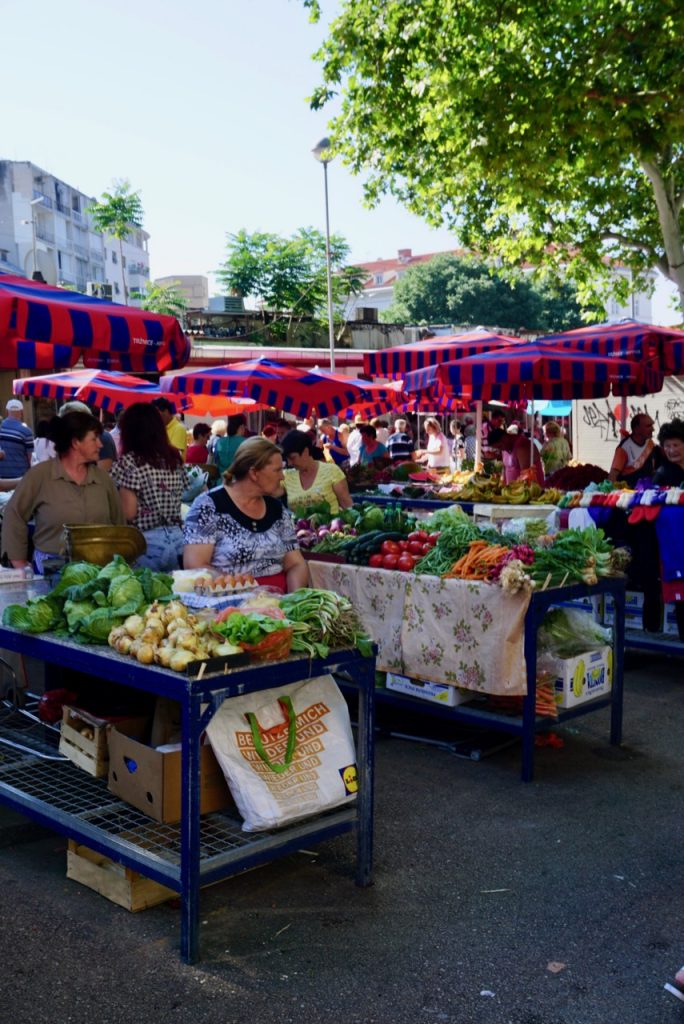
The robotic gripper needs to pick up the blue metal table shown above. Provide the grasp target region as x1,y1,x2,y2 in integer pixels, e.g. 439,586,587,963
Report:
350,576,626,782
0,583,376,963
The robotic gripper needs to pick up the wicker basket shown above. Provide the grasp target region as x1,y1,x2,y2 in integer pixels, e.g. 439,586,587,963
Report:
240,627,293,662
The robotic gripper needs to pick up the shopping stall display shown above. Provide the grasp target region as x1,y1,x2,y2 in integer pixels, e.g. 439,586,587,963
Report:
0,570,376,962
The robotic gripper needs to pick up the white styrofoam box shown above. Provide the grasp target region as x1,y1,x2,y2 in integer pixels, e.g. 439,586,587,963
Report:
663,605,680,636
385,673,472,707
550,646,613,709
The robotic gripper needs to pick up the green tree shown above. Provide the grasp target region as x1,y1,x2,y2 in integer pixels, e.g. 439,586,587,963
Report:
88,180,144,305
304,0,684,314
382,255,589,331
216,227,365,343
137,280,187,323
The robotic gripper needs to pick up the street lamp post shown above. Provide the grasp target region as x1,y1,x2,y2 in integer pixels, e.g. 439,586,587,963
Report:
312,137,336,373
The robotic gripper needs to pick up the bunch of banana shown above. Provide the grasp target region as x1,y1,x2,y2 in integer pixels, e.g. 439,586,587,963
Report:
536,487,563,505
499,481,531,504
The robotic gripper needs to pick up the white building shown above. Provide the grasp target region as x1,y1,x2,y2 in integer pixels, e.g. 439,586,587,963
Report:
0,160,149,305
346,247,655,325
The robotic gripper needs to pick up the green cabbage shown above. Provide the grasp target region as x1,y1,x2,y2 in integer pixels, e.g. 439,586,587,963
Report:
51,561,100,597
108,575,144,613
63,599,97,631
3,596,64,633
76,606,126,643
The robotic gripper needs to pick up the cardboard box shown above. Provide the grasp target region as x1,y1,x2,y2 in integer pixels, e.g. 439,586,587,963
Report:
108,720,231,823
66,840,176,912
550,646,612,708
59,707,148,778
385,673,473,707
663,604,680,637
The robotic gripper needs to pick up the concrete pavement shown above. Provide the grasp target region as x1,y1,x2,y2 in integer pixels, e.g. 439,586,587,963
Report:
0,649,682,1024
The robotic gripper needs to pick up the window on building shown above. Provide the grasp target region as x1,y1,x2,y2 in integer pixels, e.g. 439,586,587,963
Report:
374,274,383,285
112,251,118,264
122,255,126,270
72,195,80,213
114,282,120,295
58,251,63,269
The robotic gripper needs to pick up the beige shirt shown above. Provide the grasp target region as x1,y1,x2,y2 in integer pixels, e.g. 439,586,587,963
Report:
1,458,124,561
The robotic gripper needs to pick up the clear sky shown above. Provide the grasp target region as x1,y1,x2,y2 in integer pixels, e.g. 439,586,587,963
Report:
3,0,680,323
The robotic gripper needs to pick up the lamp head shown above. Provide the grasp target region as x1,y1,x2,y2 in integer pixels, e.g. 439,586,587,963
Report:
30,197,44,207
312,137,333,164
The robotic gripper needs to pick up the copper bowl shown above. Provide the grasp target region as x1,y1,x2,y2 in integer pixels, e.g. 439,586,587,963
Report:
64,525,147,566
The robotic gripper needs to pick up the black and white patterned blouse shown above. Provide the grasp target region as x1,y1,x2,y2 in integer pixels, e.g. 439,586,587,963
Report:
111,453,189,531
182,486,298,578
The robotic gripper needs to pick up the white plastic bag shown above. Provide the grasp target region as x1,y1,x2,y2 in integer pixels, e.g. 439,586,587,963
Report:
206,674,358,832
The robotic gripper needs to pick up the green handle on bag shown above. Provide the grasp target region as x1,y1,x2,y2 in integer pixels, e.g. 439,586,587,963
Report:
245,696,297,774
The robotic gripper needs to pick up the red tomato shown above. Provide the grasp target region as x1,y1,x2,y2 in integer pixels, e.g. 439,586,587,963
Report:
421,542,432,555
368,553,384,568
382,553,399,570
381,540,401,555
426,533,440,546
397,554,416,572
398,539,410,551
407,531,428,543
408,540,424,556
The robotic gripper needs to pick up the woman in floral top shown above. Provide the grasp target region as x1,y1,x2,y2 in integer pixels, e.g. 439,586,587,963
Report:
111,403,190,572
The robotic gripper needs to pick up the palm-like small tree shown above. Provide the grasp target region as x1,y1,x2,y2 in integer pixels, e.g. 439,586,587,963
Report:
139,281,187,323
88,180,144,304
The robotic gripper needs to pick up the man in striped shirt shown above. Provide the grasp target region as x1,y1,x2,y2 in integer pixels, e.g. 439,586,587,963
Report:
0,400,33,479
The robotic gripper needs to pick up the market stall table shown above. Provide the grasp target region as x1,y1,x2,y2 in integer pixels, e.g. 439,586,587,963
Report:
0,580,376,963
308,562,625,781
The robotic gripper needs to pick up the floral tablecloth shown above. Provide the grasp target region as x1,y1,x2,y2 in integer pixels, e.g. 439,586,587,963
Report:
308,563,531,695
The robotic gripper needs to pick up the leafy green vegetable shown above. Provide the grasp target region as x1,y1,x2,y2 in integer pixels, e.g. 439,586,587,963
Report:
109,575,144,611
76,606,127,643
50,561,100,597
63,599,97,630
2,596,64,633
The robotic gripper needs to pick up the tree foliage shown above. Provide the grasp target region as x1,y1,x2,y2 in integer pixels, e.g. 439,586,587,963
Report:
137,280,187,322
88,180,144,305
382,255,590,332
215,228,365,342
304,0,684,313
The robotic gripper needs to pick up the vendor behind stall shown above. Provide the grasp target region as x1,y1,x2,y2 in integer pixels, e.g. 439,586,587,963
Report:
653,419,684,487
1,411,124,573
609,414,660,483
486,427,544,485
280,429,352,515
182,437,310,593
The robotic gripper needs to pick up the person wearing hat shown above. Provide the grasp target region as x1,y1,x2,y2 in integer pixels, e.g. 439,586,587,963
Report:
0,399,33,479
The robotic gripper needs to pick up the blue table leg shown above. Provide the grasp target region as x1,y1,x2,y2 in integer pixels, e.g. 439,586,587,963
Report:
521,605,539,783
180,692,202,964
610,586,625,746
355,660,375,887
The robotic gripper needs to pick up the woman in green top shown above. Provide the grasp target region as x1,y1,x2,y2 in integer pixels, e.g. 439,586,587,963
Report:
214,414,248,475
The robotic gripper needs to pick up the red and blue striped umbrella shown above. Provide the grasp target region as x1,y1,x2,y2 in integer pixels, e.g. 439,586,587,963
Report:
1,338,81,371
160,358,363,420
429,342,664,403
13,369,167,413
0,272,191,373
362,330,521,378
537,319,684,374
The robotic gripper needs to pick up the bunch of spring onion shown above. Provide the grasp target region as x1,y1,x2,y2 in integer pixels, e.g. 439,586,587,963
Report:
528,528,621,589
279,588,373,659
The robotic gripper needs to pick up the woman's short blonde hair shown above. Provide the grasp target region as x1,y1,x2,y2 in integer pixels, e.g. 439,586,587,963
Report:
544,421,561,438
424,417,440,432
211,419,227,437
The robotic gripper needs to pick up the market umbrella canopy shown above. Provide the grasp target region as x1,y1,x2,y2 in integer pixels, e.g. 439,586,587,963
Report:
1,338,81,371
428,342,665,403
362,330,522,378
13,368,167,413
0,272,191,373
160,358,364,419
537,319,684,375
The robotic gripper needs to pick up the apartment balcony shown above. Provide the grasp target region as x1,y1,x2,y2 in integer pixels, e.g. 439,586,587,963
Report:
72,242,88,259
35,224,55,243
128,262,149,278
89,249,104,265
56,202,71,217
32,189,53,209
72,209,83,225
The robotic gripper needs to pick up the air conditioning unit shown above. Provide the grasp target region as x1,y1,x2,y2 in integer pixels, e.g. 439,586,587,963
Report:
86,282,113,300
355,307,379,322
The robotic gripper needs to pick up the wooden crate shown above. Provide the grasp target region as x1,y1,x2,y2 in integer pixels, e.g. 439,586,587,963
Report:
59,707,148,778
66,841,177,912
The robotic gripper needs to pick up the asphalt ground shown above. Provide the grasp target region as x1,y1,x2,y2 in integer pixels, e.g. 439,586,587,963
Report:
0,649,682,1024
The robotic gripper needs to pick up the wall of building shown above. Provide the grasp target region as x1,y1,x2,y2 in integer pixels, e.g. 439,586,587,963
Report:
571,376,684,469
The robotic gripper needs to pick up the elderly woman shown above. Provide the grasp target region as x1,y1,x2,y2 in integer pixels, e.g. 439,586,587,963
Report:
541,421,572,475
183,437,310,593
653,419,684,486
111,403,190,573
280,429,353,515
1,411,124,573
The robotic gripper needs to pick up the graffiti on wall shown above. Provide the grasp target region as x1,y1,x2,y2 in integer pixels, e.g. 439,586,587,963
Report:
580,399,667,443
